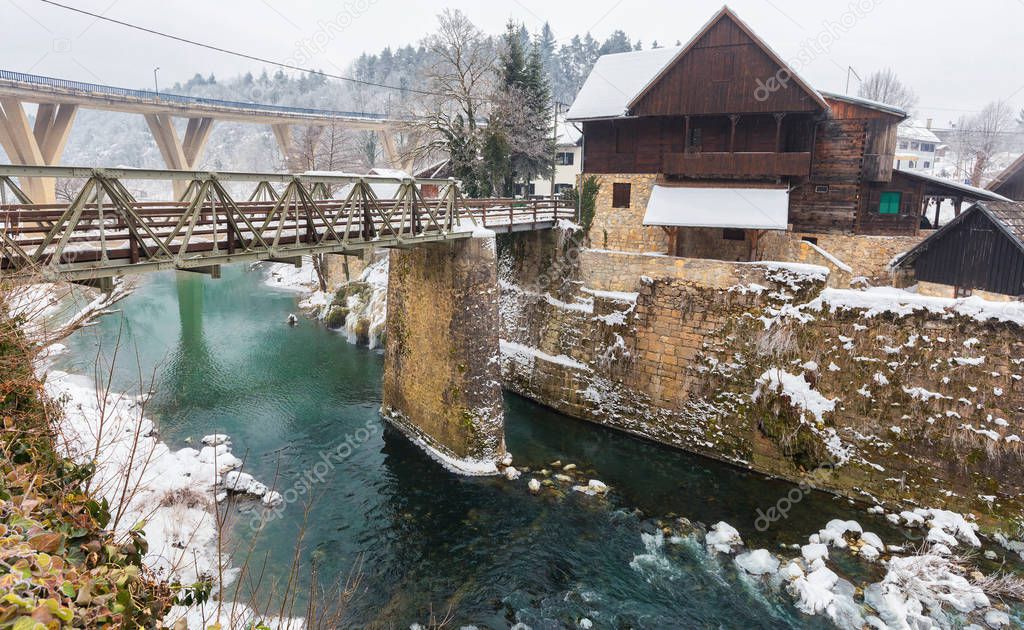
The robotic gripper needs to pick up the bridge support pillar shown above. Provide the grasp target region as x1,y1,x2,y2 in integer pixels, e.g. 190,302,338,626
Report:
0,98,78,204
145,114,214,199
381,235,506,474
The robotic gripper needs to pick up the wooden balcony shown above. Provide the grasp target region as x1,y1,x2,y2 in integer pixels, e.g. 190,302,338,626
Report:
662,151,812,178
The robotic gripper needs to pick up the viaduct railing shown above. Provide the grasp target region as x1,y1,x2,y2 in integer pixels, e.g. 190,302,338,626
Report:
0,166,572,281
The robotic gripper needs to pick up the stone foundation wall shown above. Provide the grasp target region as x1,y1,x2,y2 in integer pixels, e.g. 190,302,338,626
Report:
757,231,923,285
382,237,505,470
589,173,667,253
498,229,1024,528
917,280,1020,303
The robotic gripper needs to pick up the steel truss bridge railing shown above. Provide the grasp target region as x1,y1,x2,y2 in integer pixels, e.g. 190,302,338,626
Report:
0,165,572,281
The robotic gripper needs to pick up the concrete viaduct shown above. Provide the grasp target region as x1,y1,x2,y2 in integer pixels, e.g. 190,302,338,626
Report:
0,69,410,204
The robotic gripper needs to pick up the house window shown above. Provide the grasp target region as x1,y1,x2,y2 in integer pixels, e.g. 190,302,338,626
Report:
921,143,935,152
955,286,973,298
612,183,631,208
908,161,917,169
896,160,901,169
814,185,830,194
879,191,902,215
802,236,819,245
911,142,920,150
556,152,575,166
923,161,931,169
898,141,909,149
553,183,573,195
723,228,745,241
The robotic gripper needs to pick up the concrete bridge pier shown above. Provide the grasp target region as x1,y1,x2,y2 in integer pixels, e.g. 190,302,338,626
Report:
381,234,506,474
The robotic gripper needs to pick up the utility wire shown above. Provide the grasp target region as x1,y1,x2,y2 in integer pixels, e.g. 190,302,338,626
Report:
35,0,449,99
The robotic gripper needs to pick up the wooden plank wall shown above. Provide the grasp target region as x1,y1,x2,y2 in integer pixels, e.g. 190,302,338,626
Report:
788,118,866,233
631,16,821,116
915,210,1024,296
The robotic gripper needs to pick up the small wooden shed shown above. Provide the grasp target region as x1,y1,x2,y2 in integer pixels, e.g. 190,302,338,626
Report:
894,200,1024,299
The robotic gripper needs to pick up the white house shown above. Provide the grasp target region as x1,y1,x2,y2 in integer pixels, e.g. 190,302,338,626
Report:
527,119,583,197
894,119,941,174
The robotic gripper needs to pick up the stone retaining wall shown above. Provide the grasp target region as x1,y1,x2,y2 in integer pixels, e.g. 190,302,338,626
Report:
498,228,1024,529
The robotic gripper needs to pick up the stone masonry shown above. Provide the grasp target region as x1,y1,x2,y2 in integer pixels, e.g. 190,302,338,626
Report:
497,227,1024,530
382,236,505,472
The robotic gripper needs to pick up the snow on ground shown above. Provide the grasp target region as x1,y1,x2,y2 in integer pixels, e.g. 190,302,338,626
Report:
808,287,1024,326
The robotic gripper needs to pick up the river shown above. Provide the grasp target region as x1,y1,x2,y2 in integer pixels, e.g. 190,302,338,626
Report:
55,264,909,628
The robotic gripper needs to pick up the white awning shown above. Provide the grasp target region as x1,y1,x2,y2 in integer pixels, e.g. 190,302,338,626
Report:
642,185,790,230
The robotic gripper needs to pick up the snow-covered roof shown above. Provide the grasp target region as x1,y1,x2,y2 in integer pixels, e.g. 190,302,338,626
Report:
898,120,941,144
565,46,681,121
642,185,789,230
819,91,908,119
368,168,412,179
894,168,1010,201
557,120,582,146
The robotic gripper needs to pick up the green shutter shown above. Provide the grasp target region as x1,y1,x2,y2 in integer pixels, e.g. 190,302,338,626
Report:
879,191,901,215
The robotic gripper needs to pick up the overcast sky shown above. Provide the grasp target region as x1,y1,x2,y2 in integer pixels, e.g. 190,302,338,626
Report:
2,0,1022,127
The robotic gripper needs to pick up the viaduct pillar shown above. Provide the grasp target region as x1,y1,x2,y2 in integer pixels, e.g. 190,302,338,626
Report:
381,234,506,474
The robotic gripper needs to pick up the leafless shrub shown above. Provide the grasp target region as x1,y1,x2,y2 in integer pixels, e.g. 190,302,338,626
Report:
973,572,1024,603
755,322,798,358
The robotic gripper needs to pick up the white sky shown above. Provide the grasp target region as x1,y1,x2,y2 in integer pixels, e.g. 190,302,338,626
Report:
2,0,1022,127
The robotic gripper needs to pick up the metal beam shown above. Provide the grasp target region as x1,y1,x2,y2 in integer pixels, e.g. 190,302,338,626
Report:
0,164,452,186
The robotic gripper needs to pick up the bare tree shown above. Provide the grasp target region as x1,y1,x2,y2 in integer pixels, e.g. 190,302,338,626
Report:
858,68,919,112
959,101,1015,186
401,9,497,193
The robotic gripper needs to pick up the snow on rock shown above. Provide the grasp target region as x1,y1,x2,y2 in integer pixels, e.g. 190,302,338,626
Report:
865,553,990,628
860,532,885,552
197,444,243,474
753,368,836,424
527,478,541,494
985,610,1011,628
705,521,743,554
504,466,522,480
817,519,863,548
223,470,256,492
802,543,830,568
791,566,839,614
735,549,780,576
201,434,231,446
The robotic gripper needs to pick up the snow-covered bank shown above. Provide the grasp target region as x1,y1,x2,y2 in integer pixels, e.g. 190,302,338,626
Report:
40,357,295,627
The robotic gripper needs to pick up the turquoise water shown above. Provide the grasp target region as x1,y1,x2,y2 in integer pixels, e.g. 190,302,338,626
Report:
57,266,906,628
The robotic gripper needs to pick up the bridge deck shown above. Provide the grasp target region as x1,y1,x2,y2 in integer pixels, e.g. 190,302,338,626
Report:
0,69,395,128
0,168,573,281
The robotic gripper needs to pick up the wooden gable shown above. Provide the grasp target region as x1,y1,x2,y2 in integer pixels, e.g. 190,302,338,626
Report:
629,8,827,117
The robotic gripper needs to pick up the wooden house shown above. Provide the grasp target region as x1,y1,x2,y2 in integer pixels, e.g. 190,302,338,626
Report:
894,201,1024,300
988,154,1024,201
565,6,1004,262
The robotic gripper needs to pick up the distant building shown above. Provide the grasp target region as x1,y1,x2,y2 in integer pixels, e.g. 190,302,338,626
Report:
894,200,1024,300
894,120,941,174
525,120,583,197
